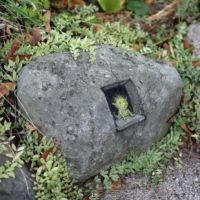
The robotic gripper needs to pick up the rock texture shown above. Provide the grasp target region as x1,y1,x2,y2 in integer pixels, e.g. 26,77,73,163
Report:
101,151,200,200
0,155,34,200
17,45,183,181
187,23,200,59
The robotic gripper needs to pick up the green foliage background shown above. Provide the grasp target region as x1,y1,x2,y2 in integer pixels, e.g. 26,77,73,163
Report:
0,1,200,200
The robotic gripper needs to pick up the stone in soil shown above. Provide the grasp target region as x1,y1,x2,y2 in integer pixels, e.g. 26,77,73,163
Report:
187,23,200,59
17,45,183,181
0,154,34,200
187,23,200,69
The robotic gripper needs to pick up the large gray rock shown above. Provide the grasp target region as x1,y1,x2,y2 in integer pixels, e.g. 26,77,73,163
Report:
17,45,183,181
187,23,200,59
0,155,34,200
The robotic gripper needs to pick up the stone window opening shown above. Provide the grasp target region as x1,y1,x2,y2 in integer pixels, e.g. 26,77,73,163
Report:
102,79,145,131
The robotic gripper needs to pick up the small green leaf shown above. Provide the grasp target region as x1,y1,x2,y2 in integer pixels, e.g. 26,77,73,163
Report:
126,0,149,16
7,171,15,178
17,146,25,152
36,166,43,177
46,160,53,171
13,151,23,162
11,143,17,151
110,174,119,181
98,0,121,12
5,153,13,158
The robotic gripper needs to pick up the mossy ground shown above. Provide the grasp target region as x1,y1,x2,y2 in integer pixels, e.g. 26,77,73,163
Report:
0,1,200,200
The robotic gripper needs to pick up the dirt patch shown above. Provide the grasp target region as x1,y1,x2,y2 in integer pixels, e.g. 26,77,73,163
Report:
101,150,200,200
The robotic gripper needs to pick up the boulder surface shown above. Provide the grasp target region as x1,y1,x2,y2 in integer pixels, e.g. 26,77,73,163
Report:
17,45,183,181
187,23,200,59
0,155,34,200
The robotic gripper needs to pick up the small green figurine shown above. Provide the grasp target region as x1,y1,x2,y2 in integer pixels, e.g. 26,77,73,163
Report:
112,95,133,120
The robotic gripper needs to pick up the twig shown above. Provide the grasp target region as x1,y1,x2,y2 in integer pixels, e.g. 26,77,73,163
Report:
1,93,41,134
148,0,179,22
0,18,20,31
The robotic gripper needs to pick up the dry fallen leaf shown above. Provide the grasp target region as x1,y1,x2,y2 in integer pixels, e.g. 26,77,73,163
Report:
5,24,11,35
111,179,122,192
44,11,51,32
93,24,102,33
51,0,68,9
132,43,141,52
0,23,11,40
82,196,90,200
23,27,41,46
25,123,38,133
170,59,177,66
0,82,16,99
145,0,154,5
4,39,21,61
51,0,85,9
18,54,32,60
163,43,171,54
183,37,194,53
4,38,32,62
42,148,53,160
181,124,193,135
180,124,195,158
31,27,41,46
3,23,12,39
192,60,200,68
23,33,33,43
68,0,85,9
96,11,132,24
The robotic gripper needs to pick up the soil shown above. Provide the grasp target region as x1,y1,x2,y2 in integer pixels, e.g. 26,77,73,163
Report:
101,149,200,200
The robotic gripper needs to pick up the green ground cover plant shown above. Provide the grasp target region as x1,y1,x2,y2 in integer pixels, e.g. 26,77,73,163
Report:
0,0,50,28
0,1,200,200
22,131,83,200
0,119,24,180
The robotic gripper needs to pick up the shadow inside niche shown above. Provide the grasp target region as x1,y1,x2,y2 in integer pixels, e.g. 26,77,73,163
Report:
101,79,145,131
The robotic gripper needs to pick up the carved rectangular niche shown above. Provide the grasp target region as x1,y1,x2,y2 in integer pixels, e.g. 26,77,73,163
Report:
101,79,145,131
